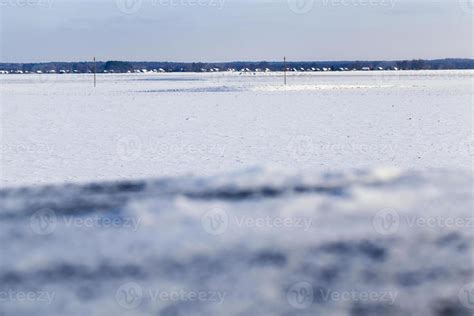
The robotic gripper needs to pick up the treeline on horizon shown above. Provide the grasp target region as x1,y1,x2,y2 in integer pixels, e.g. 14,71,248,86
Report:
1,58,473,73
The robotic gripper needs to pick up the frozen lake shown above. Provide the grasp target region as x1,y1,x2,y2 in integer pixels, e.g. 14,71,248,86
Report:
1,70,472,187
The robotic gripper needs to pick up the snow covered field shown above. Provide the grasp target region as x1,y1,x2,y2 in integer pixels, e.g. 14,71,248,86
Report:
0,71,473,315
0,70,472,187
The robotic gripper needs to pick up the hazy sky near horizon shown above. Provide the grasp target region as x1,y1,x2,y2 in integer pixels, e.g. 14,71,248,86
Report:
0,0,472,62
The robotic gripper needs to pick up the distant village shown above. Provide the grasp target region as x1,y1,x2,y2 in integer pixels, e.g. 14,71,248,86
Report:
0,59,472,74
0,66,399,75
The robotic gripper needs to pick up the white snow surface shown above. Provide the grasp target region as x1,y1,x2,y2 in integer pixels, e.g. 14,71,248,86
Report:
0,71,473,315
1,70,472,188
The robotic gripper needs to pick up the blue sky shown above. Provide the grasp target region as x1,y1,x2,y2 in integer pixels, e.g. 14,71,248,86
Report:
0,0,472,62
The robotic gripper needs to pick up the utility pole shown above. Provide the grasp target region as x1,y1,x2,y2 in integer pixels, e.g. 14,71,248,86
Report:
284,56,287,85
93,57,96,88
